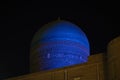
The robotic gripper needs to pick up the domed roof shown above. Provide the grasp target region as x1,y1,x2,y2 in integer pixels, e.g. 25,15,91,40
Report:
30,20,90,71
32,21,89,50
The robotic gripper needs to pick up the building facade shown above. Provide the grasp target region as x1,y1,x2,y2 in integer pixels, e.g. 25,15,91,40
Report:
6,20,120,80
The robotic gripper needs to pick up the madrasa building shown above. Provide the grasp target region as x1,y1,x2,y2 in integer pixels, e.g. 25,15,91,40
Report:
6,20,120,80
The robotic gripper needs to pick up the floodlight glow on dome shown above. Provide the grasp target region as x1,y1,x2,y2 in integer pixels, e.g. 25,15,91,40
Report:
30,20,90,71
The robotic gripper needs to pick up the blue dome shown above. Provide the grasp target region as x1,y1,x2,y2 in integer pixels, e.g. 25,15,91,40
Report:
30,20,90,71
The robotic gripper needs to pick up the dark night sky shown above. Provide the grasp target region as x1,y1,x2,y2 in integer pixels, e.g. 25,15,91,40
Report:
0,2,120,79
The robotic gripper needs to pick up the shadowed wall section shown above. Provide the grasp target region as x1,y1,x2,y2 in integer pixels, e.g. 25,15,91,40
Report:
107,36,120,80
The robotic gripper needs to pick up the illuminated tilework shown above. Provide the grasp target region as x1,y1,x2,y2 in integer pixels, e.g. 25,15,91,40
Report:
30,20,90,71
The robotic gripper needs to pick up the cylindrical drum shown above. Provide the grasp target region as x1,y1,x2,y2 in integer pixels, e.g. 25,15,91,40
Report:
107,36,120,80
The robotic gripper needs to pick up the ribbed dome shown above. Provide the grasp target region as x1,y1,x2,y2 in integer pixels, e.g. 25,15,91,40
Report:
30,20,90,72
